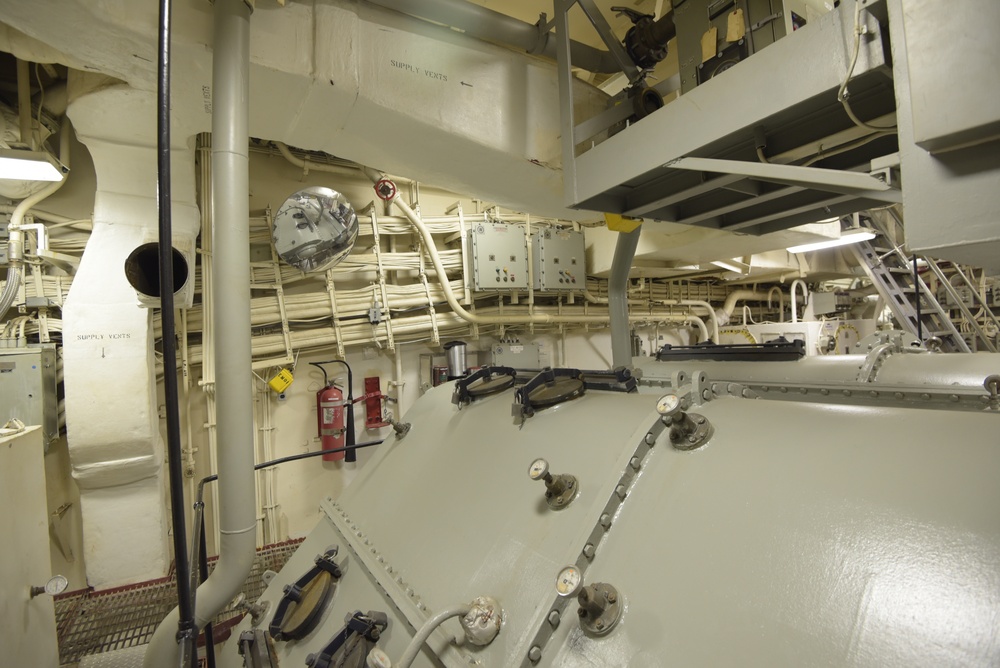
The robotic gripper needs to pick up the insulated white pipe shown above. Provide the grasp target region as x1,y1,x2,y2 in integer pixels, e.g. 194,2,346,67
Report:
790,279,809,324
720,290,770,324
145,2,255,666
658,299,719,343
767,286,785,322
395,604,472,668
382,181,617,326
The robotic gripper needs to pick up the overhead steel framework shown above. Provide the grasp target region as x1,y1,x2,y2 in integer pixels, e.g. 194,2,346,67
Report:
553,0,902,235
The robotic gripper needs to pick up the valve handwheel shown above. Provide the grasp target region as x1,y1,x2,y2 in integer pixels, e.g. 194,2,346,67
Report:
374,178,397,201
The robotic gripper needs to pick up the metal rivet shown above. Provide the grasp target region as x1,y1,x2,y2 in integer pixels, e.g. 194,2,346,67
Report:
821,389,829,395
949,394,959,402
629,457,641,471
761,385,770,392
615,485,627,500
644,432,655,445
548,610,561,627
895,392,904,399
779,387,787,393
842,389,852,396
600,514,612,529
528,646,542,662
870,390,878,398
921,393,931,400
583,543,596,559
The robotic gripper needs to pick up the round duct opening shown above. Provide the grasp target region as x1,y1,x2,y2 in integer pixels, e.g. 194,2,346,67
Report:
124,243,189,298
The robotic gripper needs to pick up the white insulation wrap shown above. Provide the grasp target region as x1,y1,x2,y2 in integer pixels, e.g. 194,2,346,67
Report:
62,82,200,587
223,371,1000,667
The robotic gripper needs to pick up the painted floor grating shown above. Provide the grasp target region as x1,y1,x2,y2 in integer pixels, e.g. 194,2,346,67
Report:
55,538,303,667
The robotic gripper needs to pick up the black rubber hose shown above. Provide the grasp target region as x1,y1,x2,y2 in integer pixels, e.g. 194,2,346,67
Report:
197,440,383,500
156,0,197,659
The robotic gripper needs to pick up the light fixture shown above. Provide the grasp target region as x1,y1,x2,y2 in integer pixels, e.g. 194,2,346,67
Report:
0,149,67,182
786,230,875,254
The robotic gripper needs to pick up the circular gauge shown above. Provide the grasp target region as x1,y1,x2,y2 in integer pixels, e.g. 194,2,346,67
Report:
528,458,549,481
272,186,359,273
555,565,583,597
45,575,69,596
656,394,681,416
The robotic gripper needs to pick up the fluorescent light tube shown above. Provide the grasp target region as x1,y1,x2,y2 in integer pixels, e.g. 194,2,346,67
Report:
787,230,875,254
0,149,66,182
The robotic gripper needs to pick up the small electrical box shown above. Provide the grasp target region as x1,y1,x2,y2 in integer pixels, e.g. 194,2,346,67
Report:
532,229,585,292
467,223,529,291
268,368,294,394
492,342,543,369
0,345,58,449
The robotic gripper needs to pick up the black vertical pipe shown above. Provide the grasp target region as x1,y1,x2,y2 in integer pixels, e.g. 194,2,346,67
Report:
913,255,922,340
157,0,197,660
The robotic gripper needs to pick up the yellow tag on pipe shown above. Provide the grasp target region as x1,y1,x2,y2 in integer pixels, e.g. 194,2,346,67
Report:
604,213,642,233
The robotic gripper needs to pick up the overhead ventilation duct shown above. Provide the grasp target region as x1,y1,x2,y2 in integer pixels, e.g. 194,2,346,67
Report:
61,78,201,588
364,0,623,74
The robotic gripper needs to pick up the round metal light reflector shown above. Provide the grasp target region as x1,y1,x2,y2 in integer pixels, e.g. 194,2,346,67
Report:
272,186,359,273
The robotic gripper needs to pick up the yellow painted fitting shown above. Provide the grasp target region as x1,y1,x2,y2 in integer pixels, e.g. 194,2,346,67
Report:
268,368,293,394
604,213,642,233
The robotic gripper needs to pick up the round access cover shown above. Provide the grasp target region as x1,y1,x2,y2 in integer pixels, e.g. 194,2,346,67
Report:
466,374,516,398
275,570,335,640
527,377,585,408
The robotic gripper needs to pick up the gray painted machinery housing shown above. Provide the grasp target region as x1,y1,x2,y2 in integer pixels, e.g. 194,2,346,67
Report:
224,344,1000,667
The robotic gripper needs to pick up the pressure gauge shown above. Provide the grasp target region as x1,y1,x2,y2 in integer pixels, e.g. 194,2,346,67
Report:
45,575,69,596
656,394,681,417
31,574,69,598
528,458,549,481
555,565,583,597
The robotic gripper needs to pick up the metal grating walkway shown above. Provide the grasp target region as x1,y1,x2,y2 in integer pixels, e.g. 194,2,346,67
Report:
54,539,303,667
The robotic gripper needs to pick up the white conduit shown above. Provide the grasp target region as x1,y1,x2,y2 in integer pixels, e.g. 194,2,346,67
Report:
657,299,719,343
273,142,633,327
790,279,809,324
1,116,71,321
145,1,255,666
719,290,773,324
767,286,785,322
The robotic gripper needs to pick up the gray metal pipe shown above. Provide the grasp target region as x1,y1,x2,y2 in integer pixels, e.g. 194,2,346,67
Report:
365,0,623,74
609,226,641,368
144,1,255,665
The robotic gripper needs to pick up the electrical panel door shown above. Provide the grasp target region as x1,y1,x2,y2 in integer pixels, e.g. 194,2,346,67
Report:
532,229,586,292
467,223,529,291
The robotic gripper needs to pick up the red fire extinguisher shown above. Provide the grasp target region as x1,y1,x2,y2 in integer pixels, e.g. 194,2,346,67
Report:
310,361,357,462
317,381,345,461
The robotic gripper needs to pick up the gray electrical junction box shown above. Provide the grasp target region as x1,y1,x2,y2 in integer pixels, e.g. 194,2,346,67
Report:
466,222,529,291
0,344,58,449
532,228,585,292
